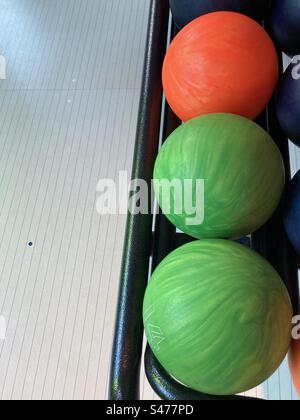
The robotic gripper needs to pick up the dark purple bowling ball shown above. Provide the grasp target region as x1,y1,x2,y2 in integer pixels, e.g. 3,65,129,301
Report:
169,0,269,29
276,61,300,147
271,0,300,56
284,171,300,255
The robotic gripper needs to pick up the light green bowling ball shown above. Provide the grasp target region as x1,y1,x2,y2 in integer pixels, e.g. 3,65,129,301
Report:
143,240,292,396
153,113,285,239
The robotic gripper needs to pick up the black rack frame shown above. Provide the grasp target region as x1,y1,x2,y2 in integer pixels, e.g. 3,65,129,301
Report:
109,0,300,401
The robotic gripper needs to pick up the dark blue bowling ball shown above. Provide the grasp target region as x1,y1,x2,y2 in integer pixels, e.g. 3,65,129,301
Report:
276,62,300,147
284,171,300,255
271,0,300,56
169,0,269,29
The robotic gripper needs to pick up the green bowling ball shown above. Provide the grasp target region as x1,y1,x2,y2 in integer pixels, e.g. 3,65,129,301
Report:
153,114,285,239
143,240,292,396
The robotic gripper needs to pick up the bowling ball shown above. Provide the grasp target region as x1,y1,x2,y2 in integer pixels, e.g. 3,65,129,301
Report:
289,338,300,396
143,239,293,396
271,0,300,56
163,12,278,122
276,62,300,147
170,0,269,29
284,170,300,255
154,113,285,239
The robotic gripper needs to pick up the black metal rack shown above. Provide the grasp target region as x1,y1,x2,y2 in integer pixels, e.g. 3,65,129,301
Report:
109,0,300,401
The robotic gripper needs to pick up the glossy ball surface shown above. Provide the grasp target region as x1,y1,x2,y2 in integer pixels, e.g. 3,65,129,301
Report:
163,12,278,122
284,170,300,255
289,338,300,397
271,0,300,56
276,62,300,147
154,114,285,239
143,240,292,396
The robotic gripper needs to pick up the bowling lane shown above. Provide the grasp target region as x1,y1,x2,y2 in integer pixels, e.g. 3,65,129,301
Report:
0,0,150,400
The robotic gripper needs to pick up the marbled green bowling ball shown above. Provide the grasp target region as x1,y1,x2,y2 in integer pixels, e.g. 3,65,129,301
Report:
143,240,292,396
153,114,285,239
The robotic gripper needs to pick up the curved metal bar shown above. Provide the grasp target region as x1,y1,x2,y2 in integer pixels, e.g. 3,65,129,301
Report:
109,0,170,400
145,346,259,401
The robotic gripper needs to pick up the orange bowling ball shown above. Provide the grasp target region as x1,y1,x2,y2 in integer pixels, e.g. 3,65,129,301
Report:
163,12,278,122
289,338,300,396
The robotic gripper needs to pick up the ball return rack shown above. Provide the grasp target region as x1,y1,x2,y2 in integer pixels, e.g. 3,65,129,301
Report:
109,0,300,401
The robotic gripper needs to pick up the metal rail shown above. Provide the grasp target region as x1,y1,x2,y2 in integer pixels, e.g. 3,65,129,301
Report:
109,0,170,400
